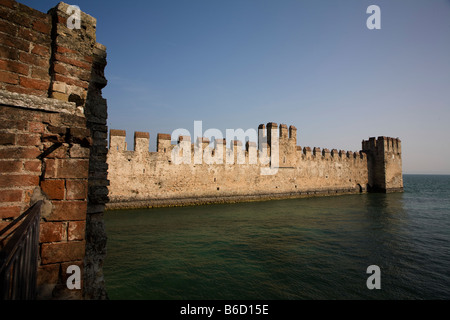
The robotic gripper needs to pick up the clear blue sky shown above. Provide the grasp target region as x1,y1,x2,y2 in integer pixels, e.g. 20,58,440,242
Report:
21,0,450,174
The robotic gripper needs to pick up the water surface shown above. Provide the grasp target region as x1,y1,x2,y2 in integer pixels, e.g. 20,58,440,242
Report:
103,175,450,299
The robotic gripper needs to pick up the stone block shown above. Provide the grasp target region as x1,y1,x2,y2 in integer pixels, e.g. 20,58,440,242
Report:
41,179,65,200
40,241,86,264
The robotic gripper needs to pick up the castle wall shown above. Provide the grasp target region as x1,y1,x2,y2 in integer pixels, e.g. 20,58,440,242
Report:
107,123,372,209
0,1,108,299
362,136,403,192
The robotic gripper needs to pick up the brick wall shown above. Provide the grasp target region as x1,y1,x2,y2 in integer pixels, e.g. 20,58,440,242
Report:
0,0,52,96
0,0,108,299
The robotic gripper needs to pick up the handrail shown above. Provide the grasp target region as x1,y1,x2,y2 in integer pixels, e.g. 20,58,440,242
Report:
0,200,42,300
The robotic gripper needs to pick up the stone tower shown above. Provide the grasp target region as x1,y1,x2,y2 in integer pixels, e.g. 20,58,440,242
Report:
362,136,403,192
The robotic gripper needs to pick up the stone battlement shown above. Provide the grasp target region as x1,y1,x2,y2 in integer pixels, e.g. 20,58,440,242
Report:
106,122,403,209
107,124,369,166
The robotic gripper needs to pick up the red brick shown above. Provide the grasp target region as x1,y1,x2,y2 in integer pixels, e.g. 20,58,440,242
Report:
31,43,50,57
0,0,16,9
54,53,91,70
69,144,89,158
24,160,41,172
41,179,65,200
0,146,41,159
0,132,15,145
40,221,67,243
22,188,34,204
7,12,33,29
43,158,56,177
16,133,40,146
37,264,59,287
53,74,88,89
53,62,68,76
0,5,30,27
83,55,94,63
31,67,49,81
56,15,67,26
16,3,49,21
19,52,49,68
72,67,91,82
17,27,51,45
0,174,39,187
0,19,17,34
0,189,22,202
46,201,87,221
69,128,91,141
40,241,85,264
56,46,77,55
0,58,29,75
32,20,51,34
4,85,46,97
43,143,68,159
0,70,18,84
0,160,22,173
0,44,19,60
0,32,29,52
61,159,89,178
0,205,21,219
0,119,26,130
44,159,89,179
28,121,45,133
68,221,85,241
66,180,88,200
20,77,49,90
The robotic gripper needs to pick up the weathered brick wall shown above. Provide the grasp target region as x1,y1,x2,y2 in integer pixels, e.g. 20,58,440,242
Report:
0,91,90,299
0,0,52,96
0,0,108,299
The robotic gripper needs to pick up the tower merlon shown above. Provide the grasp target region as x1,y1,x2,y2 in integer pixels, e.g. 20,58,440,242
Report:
133,131,150,152
232,140,243,147
110,129,126,137
303,146,312,156
258,124,266,136
109,129,126,151
246,141,257,152
178,135,191,142
279,124,288,139
157,133,171,153
289,125,297,137
135,131,149,139
313,147,321,156
215,138,226,146
331,149,339,157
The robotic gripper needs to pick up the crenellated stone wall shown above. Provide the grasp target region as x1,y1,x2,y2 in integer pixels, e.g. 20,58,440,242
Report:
106,122,402,209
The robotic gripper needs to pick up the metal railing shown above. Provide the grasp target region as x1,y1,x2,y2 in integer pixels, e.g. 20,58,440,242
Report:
0,200,42,300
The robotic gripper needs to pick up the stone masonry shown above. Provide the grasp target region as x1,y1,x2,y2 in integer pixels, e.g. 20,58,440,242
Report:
107,123,403,209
